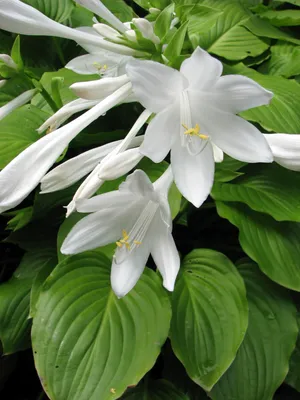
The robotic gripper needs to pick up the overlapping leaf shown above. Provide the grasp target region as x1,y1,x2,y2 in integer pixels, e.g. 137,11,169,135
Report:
170,249,248,391
32,252,171,400
211,260,298,400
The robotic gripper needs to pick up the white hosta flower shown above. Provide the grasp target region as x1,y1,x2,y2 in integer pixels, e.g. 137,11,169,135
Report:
93,23,123,42
61,168,180,298
264,133,300,171
65,109,151,216
0,54,18,70
126,46,274,207
0,89,37,121
37,98,99,133
65,51,130,77
40,136,144,193
0,0,141,56
0,83,132,213
131,18,160,45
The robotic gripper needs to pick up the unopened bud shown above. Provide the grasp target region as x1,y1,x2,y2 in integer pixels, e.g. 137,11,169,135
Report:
98,148,143,180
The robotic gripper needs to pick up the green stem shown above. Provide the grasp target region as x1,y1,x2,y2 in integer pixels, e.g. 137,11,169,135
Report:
32,79,58,113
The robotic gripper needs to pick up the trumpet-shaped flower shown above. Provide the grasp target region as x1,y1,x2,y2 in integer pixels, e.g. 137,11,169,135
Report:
61,168,180,297
126,47,274,207
0,82,132,213
264,133,300,171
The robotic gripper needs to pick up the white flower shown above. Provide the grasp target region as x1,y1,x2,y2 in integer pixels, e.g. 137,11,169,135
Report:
126,47,274,207
61,168,180,297
0,54,18,70
0,0,142,56
0,89,37,121
264,133,300,171
0,83,132,213
64,109,151,216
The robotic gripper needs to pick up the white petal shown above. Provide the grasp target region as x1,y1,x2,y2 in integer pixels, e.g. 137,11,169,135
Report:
0,0,138,56
150,216,180,291
76,191,136,213
0,54,18,70
212,143,224,163
40,139,121,193
211,75,273,113
93,23,121,41
61,206,136,255
70,74,130,100
200,105,273,163
140,103,179,162
264,133,300,171
119,169,154,197
66,53,127,76
171,139,215,208
37,98,98,133
126,59,187,113
98,147,143,180
132,18,160,44
180,47,223,90
111,236,150,298
0,89,37,121
0,83,132,212
74,0,127,33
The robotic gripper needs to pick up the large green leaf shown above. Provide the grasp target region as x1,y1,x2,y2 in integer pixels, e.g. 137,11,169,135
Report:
216,201,300,291
286,318,300,392
22,0,74,23
224,63,300,133
122,379,189,399
170,249,248,391
259,9,300,26
101,0,135,22
0,76,32,107
187,0,269,60
32,252,171,400
212,163,300,222
261,41,300,78
0,249,57,354
0,104,49,168
211,260,298,400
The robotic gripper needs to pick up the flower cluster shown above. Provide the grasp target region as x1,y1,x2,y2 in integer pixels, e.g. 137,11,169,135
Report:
0,0,299,298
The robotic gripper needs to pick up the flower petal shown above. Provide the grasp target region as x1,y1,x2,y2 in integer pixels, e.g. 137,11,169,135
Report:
150,216,180,291
180,47,223,90
119,169,154,197
139,103,179,162
201,106,273,163
126,59,187,113
171,139,215,207
211,74,273,113
111,236,151,298
264,133,300,171
76,191,137,213
66,53,125,76
212,143,224,163
61,205,138,255
0,89,37,121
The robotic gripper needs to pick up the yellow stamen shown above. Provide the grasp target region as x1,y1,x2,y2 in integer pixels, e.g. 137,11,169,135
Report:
115,230,142,250
182,123,209,140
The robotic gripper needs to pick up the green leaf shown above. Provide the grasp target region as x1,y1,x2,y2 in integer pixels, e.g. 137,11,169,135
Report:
216,201,300,291
224,63,300,133
0,249,57,354
122,379,189,399
261,41,300,78
259,9,300,26
170,249,248,391
0,76,32,107
101,0,135,22
164,22,188,62
286,317,300,392
0,104,50,169
32,252,171,400
4,207,33,231
154,4,175,40
211,260,298,400
189,0,269,60
22,0,75,23
212,163,300,222
10,36,23,70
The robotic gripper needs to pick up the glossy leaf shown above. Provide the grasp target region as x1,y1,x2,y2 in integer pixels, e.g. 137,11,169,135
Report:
216,201,300,291
32,252,171,400
211,260,298,400
23,0,74,23
170,249,248,391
